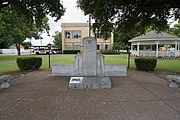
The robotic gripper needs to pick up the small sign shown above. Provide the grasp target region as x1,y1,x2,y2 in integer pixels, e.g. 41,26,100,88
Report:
70,77,83,83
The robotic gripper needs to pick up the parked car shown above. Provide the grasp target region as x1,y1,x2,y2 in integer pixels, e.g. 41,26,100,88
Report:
34,48,51,55
51,49,62,54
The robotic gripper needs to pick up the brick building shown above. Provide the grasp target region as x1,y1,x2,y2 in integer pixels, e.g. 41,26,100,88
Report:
61,23,114,52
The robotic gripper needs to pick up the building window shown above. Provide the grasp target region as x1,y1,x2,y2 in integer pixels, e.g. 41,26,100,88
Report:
95,32,101,38
65,43,73,50
65,31,72,38
65,31,81,39
74,44,81,50
73,31,81,38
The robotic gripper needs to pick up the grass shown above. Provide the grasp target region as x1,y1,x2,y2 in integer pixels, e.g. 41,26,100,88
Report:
0,55,19,72
0,54,179,74
156,59,180,73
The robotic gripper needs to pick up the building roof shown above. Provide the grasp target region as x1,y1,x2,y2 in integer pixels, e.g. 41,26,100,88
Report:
129,31,180,42
61,22,90,27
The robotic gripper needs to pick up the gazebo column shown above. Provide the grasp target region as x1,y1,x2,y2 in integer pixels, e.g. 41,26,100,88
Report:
175,42,178,57
137,42,140,56
155,42,159,57
131,44,133,54
131,44,133,51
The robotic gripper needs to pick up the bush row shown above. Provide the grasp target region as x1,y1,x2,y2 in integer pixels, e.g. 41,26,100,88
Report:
100,50,120,54
134,57,157,71
63,50,80,54
16,57,42,70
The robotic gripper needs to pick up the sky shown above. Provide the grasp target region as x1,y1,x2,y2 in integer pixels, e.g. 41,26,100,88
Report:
28,0,89,46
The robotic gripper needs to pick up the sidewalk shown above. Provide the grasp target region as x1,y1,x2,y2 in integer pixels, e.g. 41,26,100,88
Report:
0,70,180,120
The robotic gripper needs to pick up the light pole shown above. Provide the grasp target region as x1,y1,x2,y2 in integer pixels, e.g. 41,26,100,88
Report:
88,0,94,37
47,43,51,68
89,14,91,37
127,43,131,69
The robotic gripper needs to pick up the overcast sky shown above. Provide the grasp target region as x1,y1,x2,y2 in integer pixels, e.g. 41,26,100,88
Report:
49,0,89,33
29,0,88,46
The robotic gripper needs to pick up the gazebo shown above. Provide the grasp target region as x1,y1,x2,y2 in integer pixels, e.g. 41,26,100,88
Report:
129,31,180,57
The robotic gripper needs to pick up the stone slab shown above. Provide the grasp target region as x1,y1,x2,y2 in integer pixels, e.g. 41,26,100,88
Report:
1,81,10,88
69,77,111,89
167,75,180,88
96,54,105,76
52,64,127,77
105,64,127,76
52,64,74,76
82,37,97,76
74,53,83,76
167,75,180,82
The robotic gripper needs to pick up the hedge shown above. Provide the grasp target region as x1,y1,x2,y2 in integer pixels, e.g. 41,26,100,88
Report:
134,57,157,71
100,50,120,54
16,57,42,70
63,50,80,54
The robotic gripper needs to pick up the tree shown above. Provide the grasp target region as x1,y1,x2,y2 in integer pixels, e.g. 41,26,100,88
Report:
0,41,9,49
112,42,121,52
167,22,180,37
0,7,50,55
21,42,32,49
0,1,65,55
0,8,31,55
77,0,180,40
53,31,62,47
0,0,65,28
114,29,141,45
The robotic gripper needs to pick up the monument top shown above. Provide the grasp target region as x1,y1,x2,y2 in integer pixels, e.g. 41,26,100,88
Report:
82,37,97,76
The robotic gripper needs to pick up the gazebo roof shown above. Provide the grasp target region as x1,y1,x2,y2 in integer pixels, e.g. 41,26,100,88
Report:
129,31,180,42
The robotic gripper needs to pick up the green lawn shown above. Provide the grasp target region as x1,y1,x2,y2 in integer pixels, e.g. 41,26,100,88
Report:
0,54,179,74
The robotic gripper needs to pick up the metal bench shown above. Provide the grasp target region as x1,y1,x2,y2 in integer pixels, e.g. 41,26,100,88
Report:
0,75,11,89
167,75,180,88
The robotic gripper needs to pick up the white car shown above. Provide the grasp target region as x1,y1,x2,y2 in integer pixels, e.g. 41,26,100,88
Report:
34,48,56,55
34,48,48,55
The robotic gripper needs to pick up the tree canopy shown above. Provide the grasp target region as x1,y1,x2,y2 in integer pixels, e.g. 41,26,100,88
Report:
77,0,180,39
0,0,65,27
167,22,180,37
53,31,62,47
0,7,50,55
0,0,65,55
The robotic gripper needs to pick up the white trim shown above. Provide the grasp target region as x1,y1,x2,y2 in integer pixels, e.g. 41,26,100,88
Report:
175,43,177,57
156,43,159,57
137,42,140,56
129,38,180,42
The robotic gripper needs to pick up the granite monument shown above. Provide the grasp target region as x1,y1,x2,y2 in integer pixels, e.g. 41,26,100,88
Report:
52,37,127,88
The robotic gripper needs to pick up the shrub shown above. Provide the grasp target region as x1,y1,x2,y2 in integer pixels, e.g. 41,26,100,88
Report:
100,50,120,54
63,50,80,54
134,57,157,71
17,57,42,70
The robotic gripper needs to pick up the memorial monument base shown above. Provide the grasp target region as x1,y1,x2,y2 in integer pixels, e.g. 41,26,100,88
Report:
69,77,111,89
52,37,126,89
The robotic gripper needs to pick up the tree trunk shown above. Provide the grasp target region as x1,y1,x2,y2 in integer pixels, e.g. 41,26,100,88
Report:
16,43,21,56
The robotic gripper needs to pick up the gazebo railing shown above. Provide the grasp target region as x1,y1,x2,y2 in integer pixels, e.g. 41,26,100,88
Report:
131,50,179,57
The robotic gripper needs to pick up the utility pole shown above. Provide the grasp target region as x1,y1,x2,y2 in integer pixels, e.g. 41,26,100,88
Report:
89,14,91,37
88,0,91,37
